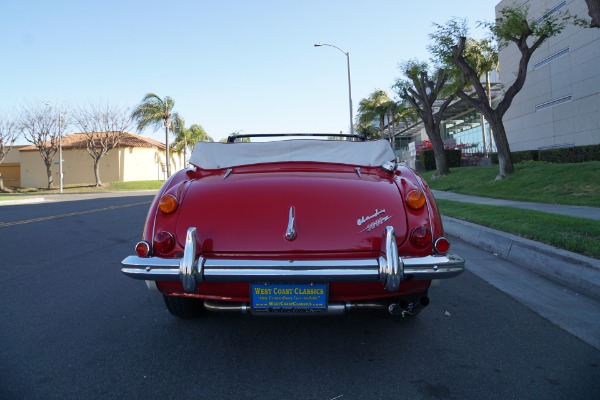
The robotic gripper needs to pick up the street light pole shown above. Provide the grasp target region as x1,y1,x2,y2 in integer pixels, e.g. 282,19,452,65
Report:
314,43,355,136
58,112,63,193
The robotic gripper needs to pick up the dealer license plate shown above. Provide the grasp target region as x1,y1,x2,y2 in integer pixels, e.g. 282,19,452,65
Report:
250,283,328,313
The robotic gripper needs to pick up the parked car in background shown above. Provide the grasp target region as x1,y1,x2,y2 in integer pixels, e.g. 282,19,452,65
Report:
121,133,465,318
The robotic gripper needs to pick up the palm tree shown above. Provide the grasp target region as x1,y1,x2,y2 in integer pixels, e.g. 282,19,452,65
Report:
130,93,179,177
357,90,392,139
172,121,213,166
354,122,379,140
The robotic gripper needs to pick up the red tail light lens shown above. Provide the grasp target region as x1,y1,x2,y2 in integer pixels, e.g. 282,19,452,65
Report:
135,241,151,257
159,194,178,214
434,237,450,254
154,231,175,254
410,226,432,248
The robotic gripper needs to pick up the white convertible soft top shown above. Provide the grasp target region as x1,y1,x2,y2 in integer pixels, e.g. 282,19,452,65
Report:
188,139,396,170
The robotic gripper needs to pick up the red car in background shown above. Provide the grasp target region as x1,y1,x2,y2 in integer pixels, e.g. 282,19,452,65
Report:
121,134,464,318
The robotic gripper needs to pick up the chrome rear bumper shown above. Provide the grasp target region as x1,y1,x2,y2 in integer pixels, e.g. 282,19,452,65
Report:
121,227,465,293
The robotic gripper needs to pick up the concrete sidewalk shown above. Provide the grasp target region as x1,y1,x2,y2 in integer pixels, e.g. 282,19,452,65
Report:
432,190,600,300
432,190,600,221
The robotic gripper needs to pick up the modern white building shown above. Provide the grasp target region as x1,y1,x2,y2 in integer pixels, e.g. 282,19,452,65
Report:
391,0,599,165
497,0,600,151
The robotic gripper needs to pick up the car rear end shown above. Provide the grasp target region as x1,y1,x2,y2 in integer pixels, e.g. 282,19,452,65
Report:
121,139,464,317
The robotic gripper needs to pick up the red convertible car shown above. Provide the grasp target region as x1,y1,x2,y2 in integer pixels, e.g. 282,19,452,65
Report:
121,134,464,318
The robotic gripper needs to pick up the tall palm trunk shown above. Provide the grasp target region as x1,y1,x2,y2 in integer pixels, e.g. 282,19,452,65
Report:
165,124,170,178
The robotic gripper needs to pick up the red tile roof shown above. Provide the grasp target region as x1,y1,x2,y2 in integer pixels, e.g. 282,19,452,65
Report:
19,132,166,151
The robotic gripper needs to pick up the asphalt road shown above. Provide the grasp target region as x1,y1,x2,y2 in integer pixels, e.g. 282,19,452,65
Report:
1,194,599,400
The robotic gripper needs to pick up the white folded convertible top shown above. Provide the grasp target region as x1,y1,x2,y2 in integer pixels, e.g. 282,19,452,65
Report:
189,139,395,170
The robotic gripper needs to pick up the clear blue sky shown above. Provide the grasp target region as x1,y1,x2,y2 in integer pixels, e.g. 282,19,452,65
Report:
1,0,499,143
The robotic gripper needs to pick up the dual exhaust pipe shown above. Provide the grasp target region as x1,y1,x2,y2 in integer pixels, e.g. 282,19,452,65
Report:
203,295,430,317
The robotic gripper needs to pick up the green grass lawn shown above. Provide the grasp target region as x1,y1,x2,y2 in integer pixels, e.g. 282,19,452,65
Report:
0,180,163,200
421,161,600,207
420,161,600,258
108,181,165,191
436,199,600,259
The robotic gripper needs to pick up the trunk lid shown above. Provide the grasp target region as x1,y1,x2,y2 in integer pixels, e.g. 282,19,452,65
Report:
176,169,408,254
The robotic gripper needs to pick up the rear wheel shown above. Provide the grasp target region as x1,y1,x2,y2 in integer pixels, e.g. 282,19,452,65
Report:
163,295,204,318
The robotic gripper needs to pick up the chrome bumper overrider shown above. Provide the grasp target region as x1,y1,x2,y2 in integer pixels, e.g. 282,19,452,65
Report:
121,227,465,293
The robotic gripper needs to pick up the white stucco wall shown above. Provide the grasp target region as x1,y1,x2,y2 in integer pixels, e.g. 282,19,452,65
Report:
19,146,184,188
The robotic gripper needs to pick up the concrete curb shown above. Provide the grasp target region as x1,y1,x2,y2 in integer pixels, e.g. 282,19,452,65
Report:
443,216,600,300
0,197,45,206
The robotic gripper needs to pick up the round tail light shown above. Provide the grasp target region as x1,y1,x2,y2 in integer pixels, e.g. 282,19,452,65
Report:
154,231,175,254
410,226,432,248
135,241,151,257
434,237,450,254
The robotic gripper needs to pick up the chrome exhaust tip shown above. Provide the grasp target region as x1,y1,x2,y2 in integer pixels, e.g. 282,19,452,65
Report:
388,295,430,317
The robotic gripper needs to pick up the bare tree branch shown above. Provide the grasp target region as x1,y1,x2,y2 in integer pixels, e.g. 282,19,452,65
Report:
72,102,132,187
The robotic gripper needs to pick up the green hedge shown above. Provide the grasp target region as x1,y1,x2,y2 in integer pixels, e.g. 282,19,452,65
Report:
419,149,462,171
491,144,600,164
539,144,600,163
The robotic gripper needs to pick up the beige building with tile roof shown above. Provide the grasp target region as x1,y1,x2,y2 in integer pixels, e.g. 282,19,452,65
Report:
15,132,183,188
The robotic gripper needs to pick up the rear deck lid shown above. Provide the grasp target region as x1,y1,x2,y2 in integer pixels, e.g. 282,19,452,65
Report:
175,169,408,254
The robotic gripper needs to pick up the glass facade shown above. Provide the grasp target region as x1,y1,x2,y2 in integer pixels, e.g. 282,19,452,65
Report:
442,110,496,156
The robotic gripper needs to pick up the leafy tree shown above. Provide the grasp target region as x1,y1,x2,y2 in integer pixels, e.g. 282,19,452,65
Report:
0,112,20,191
130,93,180,177
393,60,457,177
354,122,379,141
462,37,499,156
227,131,250,142
19,103,66,189
72,102,132,187
388,101,417,133
430,6,584,180
356,90,392,139
172,119,213,166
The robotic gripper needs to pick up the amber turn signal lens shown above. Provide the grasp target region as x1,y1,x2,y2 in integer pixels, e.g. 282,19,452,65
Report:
159,194,178,214
406,190,426,210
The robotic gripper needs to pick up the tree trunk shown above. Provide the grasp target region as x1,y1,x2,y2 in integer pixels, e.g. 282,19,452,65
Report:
485,72,493,155
165,125,171,178
94,158,102,187
431,134,449,177
0,172,4,191
488,115,514,179
586,0,600,28
45,162,54,189
424,118,450,177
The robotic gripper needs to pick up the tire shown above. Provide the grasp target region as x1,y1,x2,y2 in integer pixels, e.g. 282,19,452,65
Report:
163,295,204,318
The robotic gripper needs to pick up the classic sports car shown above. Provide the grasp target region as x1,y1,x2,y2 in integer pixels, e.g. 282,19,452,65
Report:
121,134,465,318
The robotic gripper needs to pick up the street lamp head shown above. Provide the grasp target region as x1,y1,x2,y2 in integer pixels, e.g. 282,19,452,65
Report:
313,43,322,47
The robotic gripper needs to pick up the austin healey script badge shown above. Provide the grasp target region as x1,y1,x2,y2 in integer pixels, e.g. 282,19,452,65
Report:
357,209,392,233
